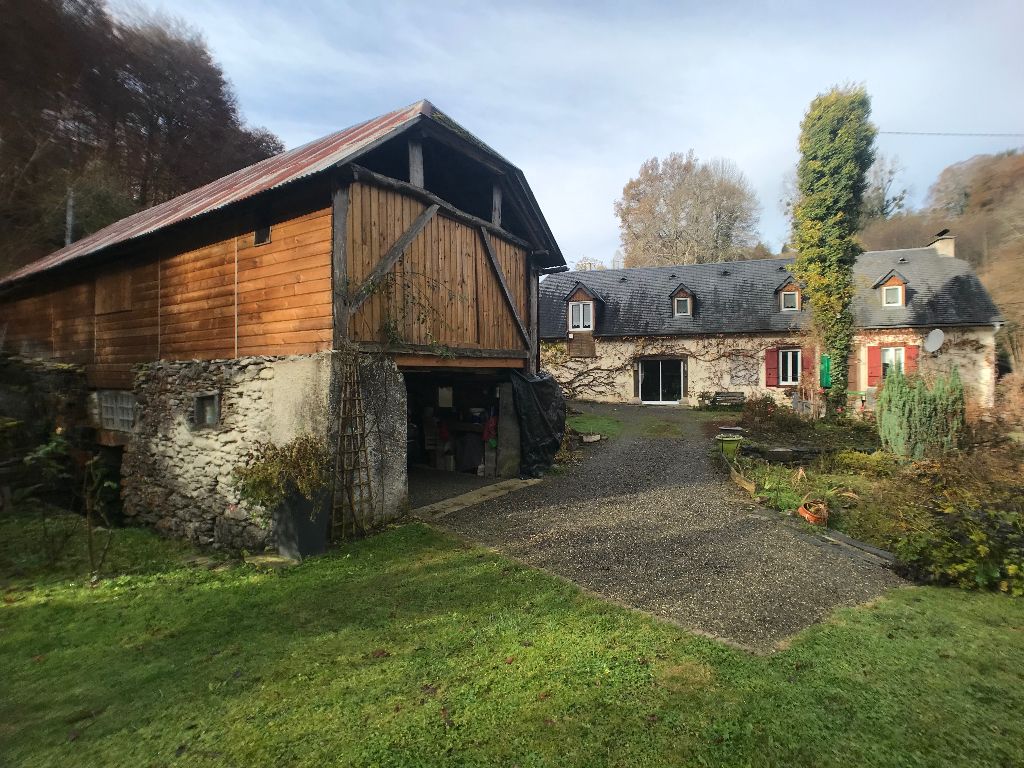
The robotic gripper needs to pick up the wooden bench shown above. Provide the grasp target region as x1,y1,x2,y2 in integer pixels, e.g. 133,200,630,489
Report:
711,391,746,407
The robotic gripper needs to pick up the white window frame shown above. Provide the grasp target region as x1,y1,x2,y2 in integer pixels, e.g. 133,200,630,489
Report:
98,390,135,432
779,349,801,386
881,347,905,376
673,296,691,316
781,290,800,311
882,285,903,306
568,300,594,331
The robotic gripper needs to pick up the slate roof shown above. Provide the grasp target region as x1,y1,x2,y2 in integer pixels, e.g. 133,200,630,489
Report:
540,247,1002,339
1,100,563,289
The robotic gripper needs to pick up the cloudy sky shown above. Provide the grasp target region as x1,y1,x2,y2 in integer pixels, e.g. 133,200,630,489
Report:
115,0,1024,265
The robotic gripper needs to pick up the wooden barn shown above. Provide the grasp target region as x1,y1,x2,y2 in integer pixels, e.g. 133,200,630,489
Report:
0,100,566,551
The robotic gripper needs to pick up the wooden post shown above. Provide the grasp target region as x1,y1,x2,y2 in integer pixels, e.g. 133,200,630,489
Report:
527,263,539,373
491,182,502,227
408,137,424,187
331,175,351,348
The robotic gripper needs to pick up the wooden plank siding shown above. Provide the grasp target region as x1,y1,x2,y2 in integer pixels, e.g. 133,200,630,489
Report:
0,176,534,385
345,181,529,358
0,203,334,388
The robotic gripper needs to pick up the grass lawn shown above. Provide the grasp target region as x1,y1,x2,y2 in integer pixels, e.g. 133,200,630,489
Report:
3,513,1024,767
566,411,623,438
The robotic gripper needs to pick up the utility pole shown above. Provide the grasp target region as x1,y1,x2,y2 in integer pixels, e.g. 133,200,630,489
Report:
64,185,75,247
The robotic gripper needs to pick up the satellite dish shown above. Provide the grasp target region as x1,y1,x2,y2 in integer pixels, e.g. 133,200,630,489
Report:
924,328,945,353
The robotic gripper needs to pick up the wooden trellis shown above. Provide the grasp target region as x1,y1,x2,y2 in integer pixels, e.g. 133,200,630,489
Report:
331,357,374,540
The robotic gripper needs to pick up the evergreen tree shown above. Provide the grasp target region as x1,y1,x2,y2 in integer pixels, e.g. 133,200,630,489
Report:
790,86,876,415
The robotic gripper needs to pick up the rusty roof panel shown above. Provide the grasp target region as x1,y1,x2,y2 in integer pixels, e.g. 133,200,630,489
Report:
0,101,428,287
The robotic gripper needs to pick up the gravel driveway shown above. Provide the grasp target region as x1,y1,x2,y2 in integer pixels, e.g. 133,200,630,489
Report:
438,402,904,652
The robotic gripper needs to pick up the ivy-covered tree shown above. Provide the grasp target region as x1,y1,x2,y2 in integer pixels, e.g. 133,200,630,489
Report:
790,86,876,414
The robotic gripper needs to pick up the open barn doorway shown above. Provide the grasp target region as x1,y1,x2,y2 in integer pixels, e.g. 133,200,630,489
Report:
403,370,521,511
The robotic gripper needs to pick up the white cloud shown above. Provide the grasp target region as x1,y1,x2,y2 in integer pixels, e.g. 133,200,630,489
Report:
109,0,1024,262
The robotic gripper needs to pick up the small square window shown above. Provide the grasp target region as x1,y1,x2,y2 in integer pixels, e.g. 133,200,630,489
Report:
779,349,801,386
673,296,691,316
194,393,220,428
781,291,799,311
254,216,271,246
568,301,593,331
883,285,902,306
98,390,135,432
881,347,905,376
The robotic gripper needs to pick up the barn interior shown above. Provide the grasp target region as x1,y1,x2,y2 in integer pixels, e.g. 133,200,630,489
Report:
402,369,521,510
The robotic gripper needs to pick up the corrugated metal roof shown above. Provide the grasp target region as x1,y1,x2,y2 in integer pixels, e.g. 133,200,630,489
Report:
0,100,429,287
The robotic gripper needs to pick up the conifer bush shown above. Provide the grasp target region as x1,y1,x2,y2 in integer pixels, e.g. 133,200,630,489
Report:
876,368,965,459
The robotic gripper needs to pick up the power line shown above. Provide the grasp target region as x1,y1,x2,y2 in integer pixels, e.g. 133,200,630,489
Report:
879,130,1024,138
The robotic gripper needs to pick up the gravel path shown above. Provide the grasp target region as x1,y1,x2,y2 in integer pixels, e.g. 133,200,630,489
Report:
439,402,904,652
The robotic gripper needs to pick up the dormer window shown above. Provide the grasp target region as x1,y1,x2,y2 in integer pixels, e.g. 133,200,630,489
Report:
883,285,903,307
673,296,691,316
569,301,593,331
781,290,800,311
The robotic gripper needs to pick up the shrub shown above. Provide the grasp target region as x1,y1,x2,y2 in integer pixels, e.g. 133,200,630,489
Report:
233,434,331,523
829,449,895,477
896,500,1023,595
876,368,965,459
741,394,804,433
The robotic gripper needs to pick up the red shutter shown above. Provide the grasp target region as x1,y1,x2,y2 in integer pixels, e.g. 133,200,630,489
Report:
867,345,882,387
801,348,814,383
765,348,779,387
905,345,920,374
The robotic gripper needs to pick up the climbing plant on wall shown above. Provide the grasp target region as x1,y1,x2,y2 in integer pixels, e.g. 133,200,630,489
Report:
790,85,876,415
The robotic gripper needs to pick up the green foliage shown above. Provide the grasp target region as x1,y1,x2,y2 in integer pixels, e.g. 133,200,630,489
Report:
790,85,877,413
876,368,965,459
897,501,1023,595
894,451,1024,594
566,412,623,438
4,518,1024,767
233,434,331,522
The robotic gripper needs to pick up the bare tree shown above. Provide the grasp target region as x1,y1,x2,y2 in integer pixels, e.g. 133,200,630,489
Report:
861,153,907,221
614,151,761,266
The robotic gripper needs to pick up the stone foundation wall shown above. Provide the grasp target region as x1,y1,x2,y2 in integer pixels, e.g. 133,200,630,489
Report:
122,352,408,551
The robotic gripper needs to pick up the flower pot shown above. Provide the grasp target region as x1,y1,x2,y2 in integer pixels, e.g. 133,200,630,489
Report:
272,486,332,560
715,434,743,459
797,501,828,526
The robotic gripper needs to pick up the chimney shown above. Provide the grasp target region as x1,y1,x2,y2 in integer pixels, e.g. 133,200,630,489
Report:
929,229,956,258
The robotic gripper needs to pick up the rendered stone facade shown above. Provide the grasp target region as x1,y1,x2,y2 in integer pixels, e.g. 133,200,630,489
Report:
121,352,408,551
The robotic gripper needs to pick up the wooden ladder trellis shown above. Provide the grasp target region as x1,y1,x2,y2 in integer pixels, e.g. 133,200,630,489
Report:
332,357,374,541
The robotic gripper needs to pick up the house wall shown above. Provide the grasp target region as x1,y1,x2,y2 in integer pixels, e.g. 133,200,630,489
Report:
542,325,998,410
848,326,997,409
121,351,407,551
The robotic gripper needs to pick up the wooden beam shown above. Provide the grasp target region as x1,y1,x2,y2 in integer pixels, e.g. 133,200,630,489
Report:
479,227,531,350
408,136,424,187
359,343,528,360
392,354,526,369
348,203,439,313
491,183,502,227
527,263,539,374
330,175,350,347
345,165,533,251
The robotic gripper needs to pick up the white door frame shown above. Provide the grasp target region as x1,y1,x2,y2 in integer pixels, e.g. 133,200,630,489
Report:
638,358,686,405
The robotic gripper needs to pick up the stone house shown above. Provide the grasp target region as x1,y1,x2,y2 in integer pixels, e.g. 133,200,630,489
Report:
0,100,566,550
539,236,1002,411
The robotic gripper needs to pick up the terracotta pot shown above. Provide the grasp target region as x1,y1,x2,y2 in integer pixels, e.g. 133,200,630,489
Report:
798,502,828,526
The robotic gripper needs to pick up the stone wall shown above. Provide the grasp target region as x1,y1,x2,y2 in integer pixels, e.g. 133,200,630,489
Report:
122,351,408,551
542,325,998,410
